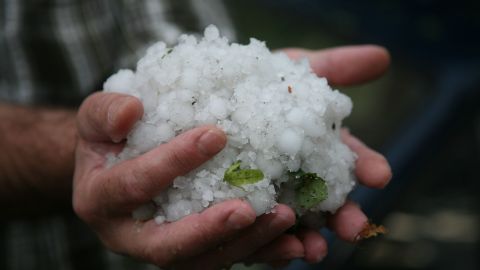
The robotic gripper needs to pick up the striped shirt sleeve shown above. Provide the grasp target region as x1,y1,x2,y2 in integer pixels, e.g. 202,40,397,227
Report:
0,1,235,269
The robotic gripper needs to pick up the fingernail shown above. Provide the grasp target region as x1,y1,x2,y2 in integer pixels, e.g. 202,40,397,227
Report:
226,208,255,230
107,97,129,125
197,129,226,155
108,97,131,142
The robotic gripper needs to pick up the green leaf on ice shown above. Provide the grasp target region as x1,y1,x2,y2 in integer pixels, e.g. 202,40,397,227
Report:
290,170,328,210
224,161,264,188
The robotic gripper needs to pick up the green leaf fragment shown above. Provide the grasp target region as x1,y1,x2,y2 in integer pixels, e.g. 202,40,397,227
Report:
290,170,328,210
224,161,264,188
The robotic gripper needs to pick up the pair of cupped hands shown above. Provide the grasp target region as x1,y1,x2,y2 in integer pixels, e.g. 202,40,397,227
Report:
73,45,392,269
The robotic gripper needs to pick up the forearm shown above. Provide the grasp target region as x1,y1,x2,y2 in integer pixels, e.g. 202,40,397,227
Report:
0,103,77,213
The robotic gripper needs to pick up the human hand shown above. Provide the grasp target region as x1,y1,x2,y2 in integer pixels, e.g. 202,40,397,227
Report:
73,93,299,269
257,45,392,266
73,45,392,269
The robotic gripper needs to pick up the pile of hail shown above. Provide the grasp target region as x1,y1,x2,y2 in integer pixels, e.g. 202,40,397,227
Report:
104,25,357,227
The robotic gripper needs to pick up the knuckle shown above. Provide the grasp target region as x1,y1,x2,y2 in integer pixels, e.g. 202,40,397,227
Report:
98,235,123,255
72,196,90,219
72,188,97,221
79,92,101,115
179,214,218,248
192,219,217,244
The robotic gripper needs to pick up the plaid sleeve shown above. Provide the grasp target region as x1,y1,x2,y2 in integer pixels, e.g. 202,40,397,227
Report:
0,0,235,269
0,0,235,106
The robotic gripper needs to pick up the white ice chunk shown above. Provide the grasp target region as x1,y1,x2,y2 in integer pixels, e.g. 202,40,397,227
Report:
132,204,156,221
231,107,252,124
169,103,194,127
180,68,198,89
157,123,175,143
300,112,326,137
256,154,284,179
204,25,220,41
128,123,159,152
209,95,228,119
104,25,356,224
277,129,304,156
286,108,304,124
247,189,276,216
154,215,166,224
165,200,194,221
103,69,136,94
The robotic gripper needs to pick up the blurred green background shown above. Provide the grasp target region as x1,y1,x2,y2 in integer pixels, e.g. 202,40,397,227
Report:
224,0,480,269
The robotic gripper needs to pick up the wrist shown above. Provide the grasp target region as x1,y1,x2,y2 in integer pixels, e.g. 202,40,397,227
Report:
0,104,77,211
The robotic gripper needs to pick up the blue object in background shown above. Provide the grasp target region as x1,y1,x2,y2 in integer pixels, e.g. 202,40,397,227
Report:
257,1,480,269
260,0,480,63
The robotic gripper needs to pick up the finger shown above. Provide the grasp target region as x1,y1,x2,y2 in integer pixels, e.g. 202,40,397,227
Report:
101,125,226,209
283,45,390,86
245,234,304,264
77,92,143,143
341,129,392,188
178,204,296,270
297,228,328,263
101,199,256,267
327,201,367,242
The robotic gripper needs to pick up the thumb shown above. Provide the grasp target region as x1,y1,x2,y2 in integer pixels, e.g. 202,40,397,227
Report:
98,125,227,210
77,92,143,143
